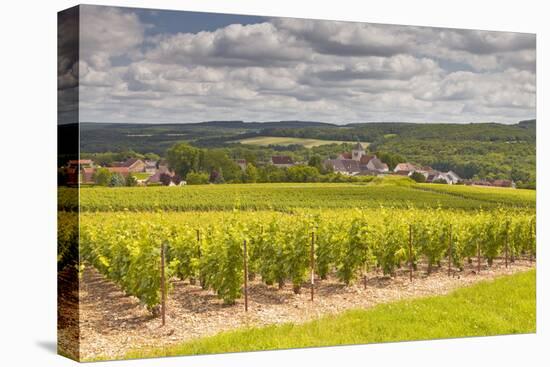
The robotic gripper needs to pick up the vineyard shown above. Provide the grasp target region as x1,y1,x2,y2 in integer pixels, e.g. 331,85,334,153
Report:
59,181,536,212
77,207,535,312
415,183,537,207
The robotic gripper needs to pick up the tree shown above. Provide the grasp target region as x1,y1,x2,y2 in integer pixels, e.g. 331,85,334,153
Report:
410,171,426,183
308,155,324,172
209,169,225,184
200,149,241,182
93,167,112,186
172,174,183,185
258,165,287,182
166,143,200,178
243,163,258,183
186,171,209,185
287,165,321,182
126,173,138,187
109,173,126,187
511,167,530,183
159,173,173,186
376,151,405,171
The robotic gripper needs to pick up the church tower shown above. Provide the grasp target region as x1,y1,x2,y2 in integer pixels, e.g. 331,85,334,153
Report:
352,142,365,161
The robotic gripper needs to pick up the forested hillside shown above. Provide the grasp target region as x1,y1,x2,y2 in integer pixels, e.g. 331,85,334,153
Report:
78,119,536,187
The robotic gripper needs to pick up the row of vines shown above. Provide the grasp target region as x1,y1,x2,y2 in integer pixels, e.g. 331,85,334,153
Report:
58,183,537,212
77,208,535,312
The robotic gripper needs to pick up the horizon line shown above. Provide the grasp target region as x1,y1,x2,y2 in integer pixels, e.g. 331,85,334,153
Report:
71,119,536,126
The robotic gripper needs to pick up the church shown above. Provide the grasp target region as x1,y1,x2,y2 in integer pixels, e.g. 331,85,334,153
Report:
324,142,389,176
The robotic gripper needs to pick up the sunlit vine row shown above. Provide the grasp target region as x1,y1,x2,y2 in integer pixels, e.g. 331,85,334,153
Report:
79,208,535,309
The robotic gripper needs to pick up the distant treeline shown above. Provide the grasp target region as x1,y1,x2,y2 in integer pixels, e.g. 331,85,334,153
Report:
78,119,536,188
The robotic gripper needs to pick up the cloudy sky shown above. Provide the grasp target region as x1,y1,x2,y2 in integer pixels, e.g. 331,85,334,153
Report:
72,5,535,124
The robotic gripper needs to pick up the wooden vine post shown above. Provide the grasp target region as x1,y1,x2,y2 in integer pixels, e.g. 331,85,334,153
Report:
448,224,452,277
160,242,166,326
504,222,509,268
530,220,534,263
310,231,315,302
477,240,481,274
243,239,248,312
363,226,368,290
196,229,201,257
196,229,203,287
408,224,413,282
363,264,368,290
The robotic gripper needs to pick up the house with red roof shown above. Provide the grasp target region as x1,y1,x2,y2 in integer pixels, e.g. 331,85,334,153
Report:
111,158,146,173
65,159,95,184
106,166,131,177
270,156,294,168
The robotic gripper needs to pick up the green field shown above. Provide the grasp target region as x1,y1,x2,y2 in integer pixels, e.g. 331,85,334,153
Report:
124,270,535,359
236,136,369,148
416,184,536,207
64,180,535,212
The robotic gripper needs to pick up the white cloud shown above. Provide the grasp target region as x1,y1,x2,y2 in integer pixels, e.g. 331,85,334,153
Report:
80,5,148,70
76,6,536,124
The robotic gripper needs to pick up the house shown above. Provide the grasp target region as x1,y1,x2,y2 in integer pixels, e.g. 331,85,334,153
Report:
394,163,419,175
366,157,389,173
492,179,515,188
466,179,514,188
106,166,130,177
144,160,157,174
326,143,388,175
426,171,450,183
392,163,460,184
81,167,96,184
146,167,176,184
155,160,172,173
66,159,95,185
271,156,294,168
337,152,352,159
68,159,94,169
445,171,462,184
121,158,146,172
424,170,461,184
157,164,172,174
394,170,412,176
235,159,247,171
147,171,171,184
359,154,376,170
324,159,361,176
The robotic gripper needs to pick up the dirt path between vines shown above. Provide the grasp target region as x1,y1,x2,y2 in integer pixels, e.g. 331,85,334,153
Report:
75,259,535,360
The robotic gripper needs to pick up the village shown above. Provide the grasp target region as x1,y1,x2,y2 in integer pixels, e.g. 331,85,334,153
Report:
61,141,515,188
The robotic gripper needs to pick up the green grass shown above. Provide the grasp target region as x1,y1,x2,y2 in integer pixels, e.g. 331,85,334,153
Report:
125,270,535,359
133,172,153,180
236,136,370,148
